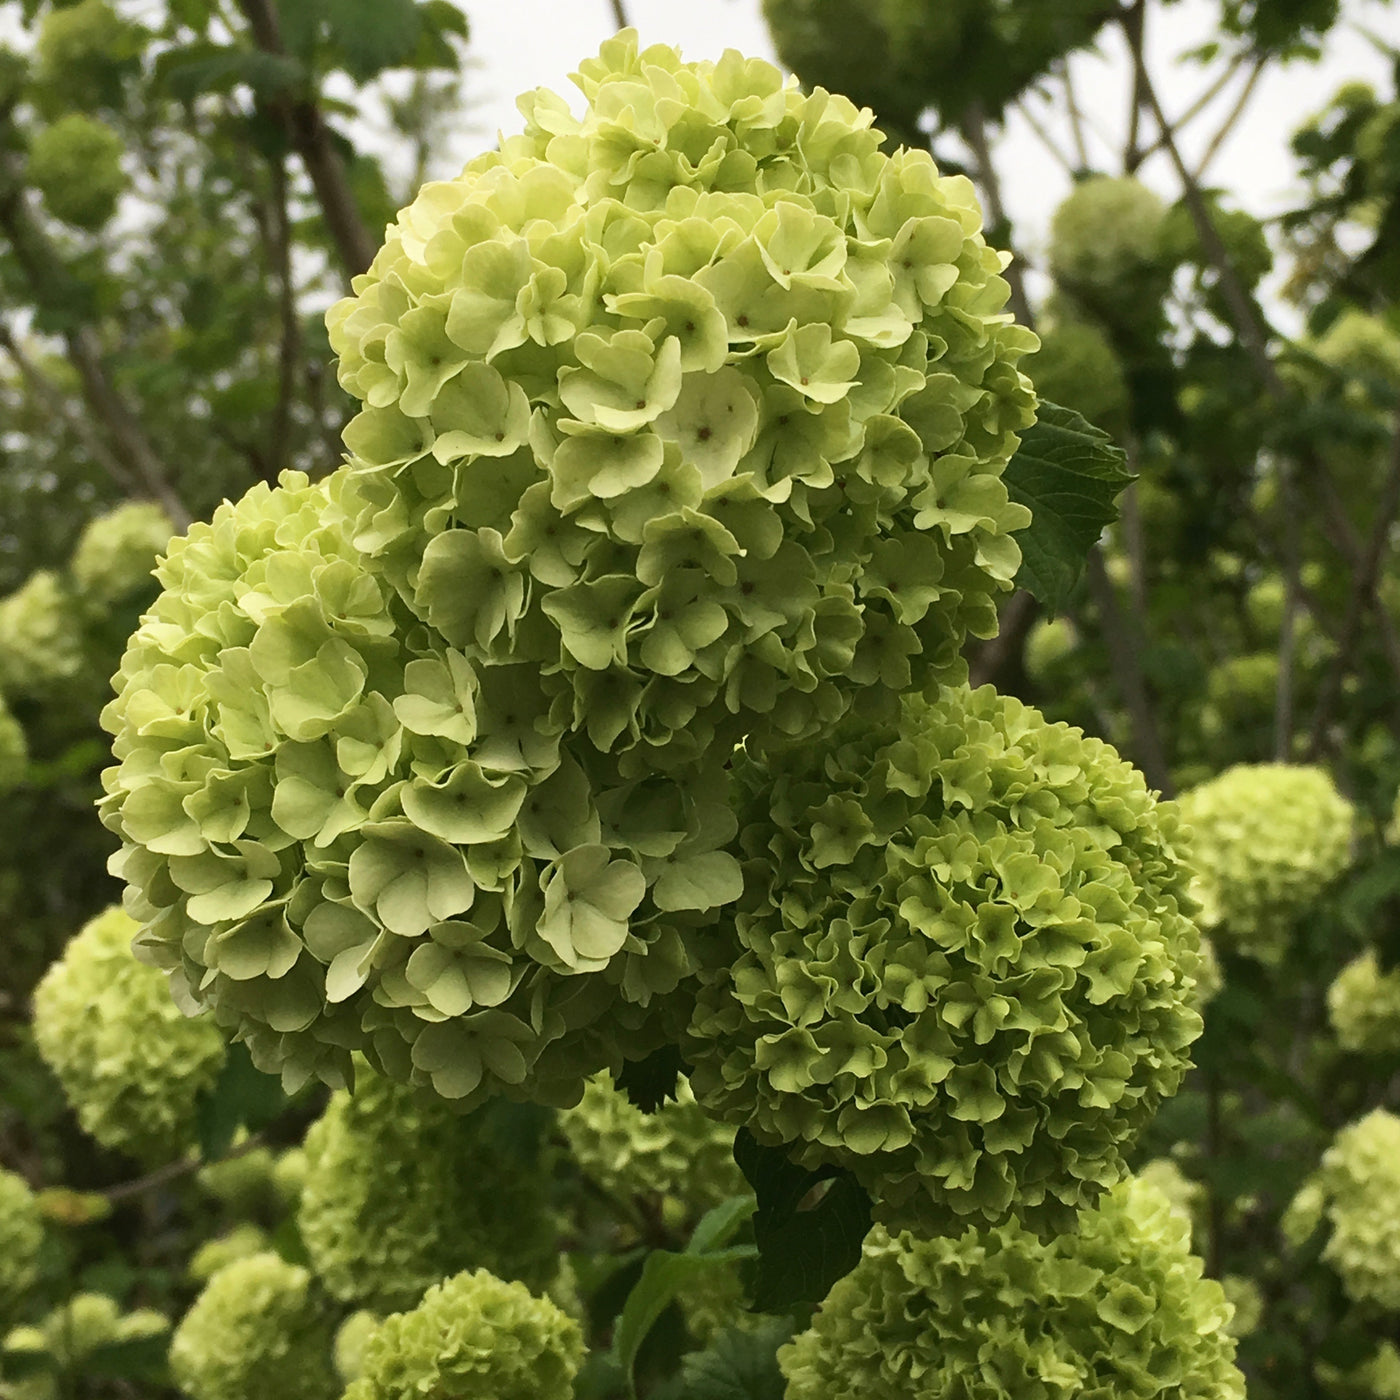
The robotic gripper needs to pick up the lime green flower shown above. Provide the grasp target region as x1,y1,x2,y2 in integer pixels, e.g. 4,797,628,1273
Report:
1329,950,1400,1056
28,113,126,229
328,29,1036,771
1285,1110,1400,1310
559,1072,744,1216
299,1068,557,1312
1221,1274,1264,1338
1022,320,1129,437
687,684,1202,1237
189,1224,272,1282
31,906,226,1162
169,1253,336,1400
1049,176,1170,310
7,1293,167,1370
1137,1157,1207,1239
334,1310,383,1385
0,1170,44,1318
780,1174,1244,1400
0,570,84,698
197,1142,282,1219
68,500,172,605
341,1269,583,1400
1177,764,1355,965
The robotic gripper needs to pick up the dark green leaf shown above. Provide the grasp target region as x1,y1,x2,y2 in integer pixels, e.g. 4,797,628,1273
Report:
81,1333,171,1381
1003,399,1133,614
654,1321,793,1400
322,0,421,80
154,43,303,100
689,1196,757,1257
612,1249,753,1398
733,1129,871,1311
194,1041,289,1161
614,1044,684,1113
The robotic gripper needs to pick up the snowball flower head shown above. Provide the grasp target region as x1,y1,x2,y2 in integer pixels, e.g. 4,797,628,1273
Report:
0,570,84,697
559,1072,745,1215
1176,763,1355,964
687,684,1203,1237
1328,949,1400,1056
69,500,173,605
99,470,696,1105
341,1268,584,1400
328,27,1036,774
299,1067,557,1312
779,1173,1244,1400
1049,175,1168,298
168,1252,335,1400
31,906,226,1162
1284,1109,1400,1311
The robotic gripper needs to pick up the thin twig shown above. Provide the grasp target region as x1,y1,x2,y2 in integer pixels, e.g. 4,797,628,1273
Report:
1192,56,1266,182
1085,546,1174,796
235,0,377,281
102,1134,267,1206
1123,0,1145,170
0,170,192,528
1060,58,1091,170
608,0,630,30
1275,463,1301,759
1129,52,1246,171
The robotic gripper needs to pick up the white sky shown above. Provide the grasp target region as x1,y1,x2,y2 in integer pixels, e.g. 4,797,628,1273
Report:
442,0,1399,322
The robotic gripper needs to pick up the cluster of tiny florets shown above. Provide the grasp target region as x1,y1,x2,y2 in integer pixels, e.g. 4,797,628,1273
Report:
559,1072,745,1215
687,684,1202,1237
0,570,84,697
1328,950,1400,1056
68,500,172,606
341,1268,584,1400
1176,763,1355,965
31,906,226,1162
298,1067,558,1312
168,1252,336,1400
779,1173,1243,1400
0,1170,44,1318
1283,1109,1400,1311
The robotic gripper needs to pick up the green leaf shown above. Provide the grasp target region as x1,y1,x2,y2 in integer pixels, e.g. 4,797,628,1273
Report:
612,1247,755,1398
658,1321,794,1400
194,1042,290,1161
614,1044,684,1113
81,1333,172,1382
323,0,422,80
1002,399,1133,614
154,43,303,100
733,1129,871,1311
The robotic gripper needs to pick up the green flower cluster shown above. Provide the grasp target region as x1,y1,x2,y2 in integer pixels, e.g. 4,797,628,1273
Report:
31,906,226,1162
328,30,1035,765
334,1310,383,1386
559,1072,745,1214
1320,1341,1400,1400
27,112,127,229
0,690,26,791
299,1067,557,1311
1176,763,1355,964
1049,177,1170,309
0,1169,43,1317
1137,1157,1206,1237
0,570,84,698
103,30,1041,1111
341,1268,584,1400
687,684,1202,1237
169,1252,336,1400
1284,1109,1400,1311
68,500,172,606
3,1292,168,1371
98,470,672,1103
189,1224,271,1282
779,1174,1243,1400
1328,950,1400,1056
